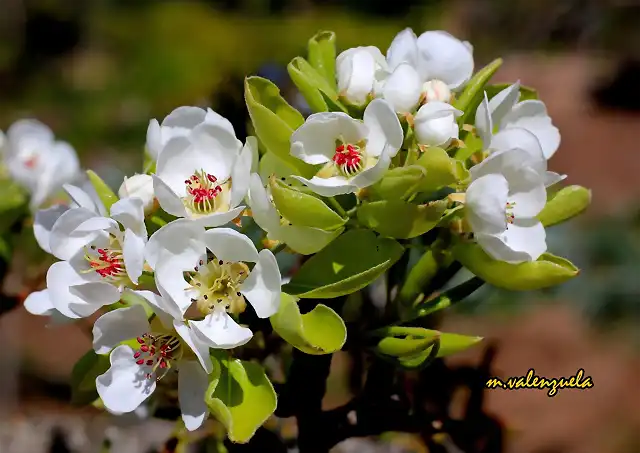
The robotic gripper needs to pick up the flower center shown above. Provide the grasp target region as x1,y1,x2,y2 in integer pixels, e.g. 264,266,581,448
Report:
83,244,126,283
24,155,39,169
133,333,183,381
333,142,364,177
506,201,516,225
183,169,223,215
186,258,249,316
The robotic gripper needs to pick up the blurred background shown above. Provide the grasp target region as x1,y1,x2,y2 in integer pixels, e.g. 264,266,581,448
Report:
0,1,639,452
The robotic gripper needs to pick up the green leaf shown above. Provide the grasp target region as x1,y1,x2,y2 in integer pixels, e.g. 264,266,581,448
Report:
308,31,337,88
454,58,503,125
453,242,580,290
319,89,349,113
87,170,118,212
415,147,468,192
283,229,404,298
288,57,330,113
368,165,426,200
70,350,110,405
357,200,448,239
455,130,483,162
205,356,277,444
277,224,344,255
0,178,27,213
258,151,301,186
538,185,591,227
271,293,346,354
375,336,437,358
485,83,538,101
436,332,484,357
244,77,316,178
269,176,346,229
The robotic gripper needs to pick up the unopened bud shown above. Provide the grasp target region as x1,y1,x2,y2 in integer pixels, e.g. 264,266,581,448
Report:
118,174,156,215
421,79,451,104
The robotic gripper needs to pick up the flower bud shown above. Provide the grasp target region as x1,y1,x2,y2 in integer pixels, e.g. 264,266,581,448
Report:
382,63,422,113
337,46,387,105
421,79,451,104
414,101,462,147
118,174,156,215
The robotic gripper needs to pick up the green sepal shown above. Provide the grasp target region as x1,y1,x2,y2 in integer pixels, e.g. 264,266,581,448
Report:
538,185,591,227
87,170,118,212
357,200,448,239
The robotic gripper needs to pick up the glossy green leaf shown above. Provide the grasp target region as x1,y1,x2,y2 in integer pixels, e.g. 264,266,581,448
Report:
277,224,344,255
368,165,426,200
454,58,503,125
436,332,483,357
70,350,110,405
375,336,437,358
538,185,591,227
269,177,346,229
288,58,329,112
258,151,302,187
357,200,448,239
485,83,538,101
205,357,277,444
283,229,404,298
416,147,468,192
453,242,580,290
271,293,346,354
244,77,316,178
320,88,349,113
87,170,118,212
308,31,337,88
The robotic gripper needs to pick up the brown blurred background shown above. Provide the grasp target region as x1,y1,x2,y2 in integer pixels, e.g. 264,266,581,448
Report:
0,1,639,452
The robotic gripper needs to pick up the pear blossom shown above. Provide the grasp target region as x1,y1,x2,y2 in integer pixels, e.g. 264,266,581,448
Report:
151,124,254,227
464,146,548,264
146,106,236,161
289,99,403,197
147,221,280,349
93,301,211,431
118,174,157,215
336,47,388,105
413,101,462,147
24,185,148,319
2,119,80,209
475,83,561,159
416,30,474,91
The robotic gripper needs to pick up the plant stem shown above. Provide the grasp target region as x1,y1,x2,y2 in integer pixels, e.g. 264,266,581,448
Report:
326,196,347,217
269,242,287,255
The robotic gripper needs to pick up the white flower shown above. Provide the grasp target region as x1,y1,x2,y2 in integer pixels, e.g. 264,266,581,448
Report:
475,83,561,160
2,119,80,209
148,222,281,351
118,174,156,215
246,174,342,255
289,99,404,197
336,47,388,105
152,124,254,227
416,30,474,91
146,106,236,161
413,101,462,147
465,146,548,264
24,185,148,319
381,63,423,113
92,302,212,431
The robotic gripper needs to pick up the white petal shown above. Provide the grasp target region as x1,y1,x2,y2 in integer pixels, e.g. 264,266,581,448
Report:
476,218,546,264
382,63,421,113
508,168,547,217
291,175,356,197
291,113,345,165
247,136,260,173
152,175,188,218
363,99,403,158
96,345,156,414
474,92,493,149
350,146,393,189
145,219,206,270
503,100,560,159
488,82,521,127
465,173,508,235
174,321,213,373
337,49,376,105
92,305,150,355
34,205,68,254
178,360,210,431
145,119,162,160
7,119,53,148
203,228,259,263
49,208,101,261
64,184,98,213
205,108,236,136
24,289,54,316
131,289,175,328
247,174,281,234
414,101,462,147
189,312,253,349
417,31,474,89
123,229,145,284
229,139,253,207
240,249,281,318
162,106,207,128
155,136,201,196
154,261,195,316
74,216,119,234
490,127,545,166
110,197,147,239
69,281,121,307
190,122,242,181
192,205,245,228
544,171,567,188
386,28,419,71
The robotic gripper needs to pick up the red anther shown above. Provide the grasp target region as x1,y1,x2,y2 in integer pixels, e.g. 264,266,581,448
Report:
159,360,167,369
136,359,145,365
207,174,217,183
146,360,153,366
140,345,149,352
137,337,145,344
133,351,141,359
